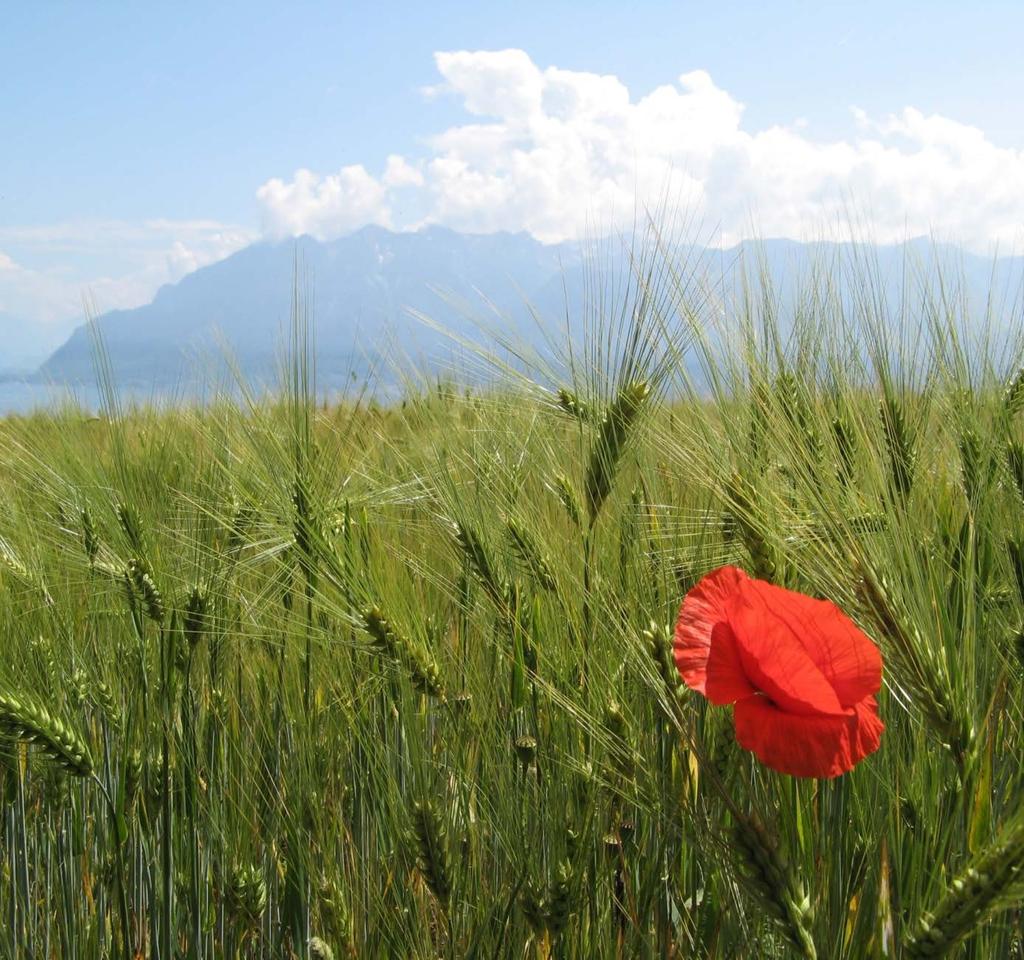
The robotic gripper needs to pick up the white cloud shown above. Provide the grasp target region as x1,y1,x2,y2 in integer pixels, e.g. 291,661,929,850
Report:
257,165,391,239
256,49,1024,252
9,50,1024,344
0,219,255,334
382,154,424,189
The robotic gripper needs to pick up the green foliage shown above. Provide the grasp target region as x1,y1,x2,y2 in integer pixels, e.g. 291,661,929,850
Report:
0,240,1023,958
584,379,651,524
0,688,92,777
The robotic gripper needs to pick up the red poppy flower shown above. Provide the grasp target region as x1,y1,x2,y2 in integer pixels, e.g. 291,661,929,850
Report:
674,566,884,778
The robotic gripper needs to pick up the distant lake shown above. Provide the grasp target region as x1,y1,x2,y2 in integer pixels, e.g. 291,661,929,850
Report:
0,380,96,414
0,380,193,416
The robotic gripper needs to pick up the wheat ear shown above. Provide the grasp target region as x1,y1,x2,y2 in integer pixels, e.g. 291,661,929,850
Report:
0,687,93,777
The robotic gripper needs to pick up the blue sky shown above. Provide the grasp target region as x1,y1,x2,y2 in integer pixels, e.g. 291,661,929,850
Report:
2,1,1023,354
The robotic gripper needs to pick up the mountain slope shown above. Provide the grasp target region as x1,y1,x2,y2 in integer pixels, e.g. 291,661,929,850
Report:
37,228,1024,391
40,226,581,388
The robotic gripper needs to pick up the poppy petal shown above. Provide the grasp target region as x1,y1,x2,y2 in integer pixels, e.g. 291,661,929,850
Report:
726,582,846,716
674,566,749,693
742,579,883,707
733,694,884,778
850,696,886,762
705,621,756,704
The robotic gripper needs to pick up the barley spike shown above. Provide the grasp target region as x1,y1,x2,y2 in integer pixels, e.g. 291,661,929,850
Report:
0,687,92,777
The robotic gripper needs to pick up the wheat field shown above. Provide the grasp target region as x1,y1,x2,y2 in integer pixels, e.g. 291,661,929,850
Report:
0,239,1023,958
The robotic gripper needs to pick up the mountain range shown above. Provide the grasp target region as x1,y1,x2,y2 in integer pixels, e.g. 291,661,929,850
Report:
36,226,583,392
8,226,1024,405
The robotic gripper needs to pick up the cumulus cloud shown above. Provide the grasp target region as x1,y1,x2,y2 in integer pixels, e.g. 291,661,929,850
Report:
0,219,255,333
257,49,1024,251
257,165,391,239
9,50,1024,340
382,154,425,189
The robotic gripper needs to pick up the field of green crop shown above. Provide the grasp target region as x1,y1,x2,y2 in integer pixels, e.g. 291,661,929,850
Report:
1,244,1024,958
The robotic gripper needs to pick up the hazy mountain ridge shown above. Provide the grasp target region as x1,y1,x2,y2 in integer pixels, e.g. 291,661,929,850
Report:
34,227,1024,393
38,226,582,389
